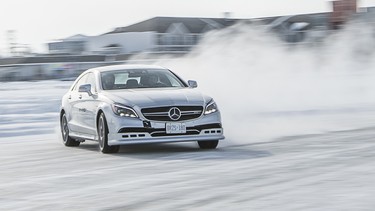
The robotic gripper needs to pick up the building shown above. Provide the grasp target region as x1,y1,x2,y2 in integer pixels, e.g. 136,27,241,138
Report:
331,0,358,29
48,34,88,55
0,55,116,81
47,17,240,55
268,13,330,43
98,17,239,54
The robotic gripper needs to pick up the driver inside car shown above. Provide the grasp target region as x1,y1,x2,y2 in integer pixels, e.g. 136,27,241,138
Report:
102,74,115,90
140,74,158,87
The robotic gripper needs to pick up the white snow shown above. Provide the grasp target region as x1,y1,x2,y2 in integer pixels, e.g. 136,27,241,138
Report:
0,81,71,138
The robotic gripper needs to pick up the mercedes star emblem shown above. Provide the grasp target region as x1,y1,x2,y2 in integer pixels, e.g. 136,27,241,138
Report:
168,107,181,121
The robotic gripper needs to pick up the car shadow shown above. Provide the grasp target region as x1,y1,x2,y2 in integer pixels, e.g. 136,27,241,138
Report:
67,139,273,161
75,142,99,152
74,140,272,160
116,142,272,160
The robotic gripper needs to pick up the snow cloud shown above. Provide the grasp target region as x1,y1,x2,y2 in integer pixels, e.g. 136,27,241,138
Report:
155,22,375,144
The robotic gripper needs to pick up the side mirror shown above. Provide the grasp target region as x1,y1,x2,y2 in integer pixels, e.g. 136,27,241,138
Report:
79,84,92,96
188,80,198,88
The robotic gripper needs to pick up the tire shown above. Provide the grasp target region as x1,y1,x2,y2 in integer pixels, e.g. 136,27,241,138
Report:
198,140,219,149
60,113,80,147
98,113,120,153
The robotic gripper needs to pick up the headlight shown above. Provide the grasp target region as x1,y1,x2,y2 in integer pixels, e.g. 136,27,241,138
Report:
112,103,138,118
204,100,218,115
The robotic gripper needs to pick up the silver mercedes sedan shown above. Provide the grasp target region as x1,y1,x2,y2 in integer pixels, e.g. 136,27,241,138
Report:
60,65,224,153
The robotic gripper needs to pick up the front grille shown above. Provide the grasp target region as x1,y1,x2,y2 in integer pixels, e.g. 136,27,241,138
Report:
150,130,200,137
118,123,222,137
141,106,203,121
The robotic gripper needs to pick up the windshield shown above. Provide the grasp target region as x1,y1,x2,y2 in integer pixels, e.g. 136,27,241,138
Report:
101,69,187,90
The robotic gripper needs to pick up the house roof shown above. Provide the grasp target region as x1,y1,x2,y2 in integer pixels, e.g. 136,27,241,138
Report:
48,34,89,43
107,16,241,34
63,34,88,41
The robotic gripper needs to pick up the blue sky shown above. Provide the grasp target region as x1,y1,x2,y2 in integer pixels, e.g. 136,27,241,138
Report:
0,0,375,54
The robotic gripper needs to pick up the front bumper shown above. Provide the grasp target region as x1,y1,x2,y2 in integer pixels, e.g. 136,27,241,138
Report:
106,111,224,146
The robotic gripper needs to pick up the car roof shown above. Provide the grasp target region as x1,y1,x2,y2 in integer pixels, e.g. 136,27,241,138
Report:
91,64,167,73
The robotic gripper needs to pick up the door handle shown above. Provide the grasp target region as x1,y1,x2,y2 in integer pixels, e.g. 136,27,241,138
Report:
79,95,82,99
79,108,87,112
68,95,71,100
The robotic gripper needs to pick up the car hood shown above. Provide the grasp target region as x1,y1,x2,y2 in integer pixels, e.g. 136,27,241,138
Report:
102,88,210,108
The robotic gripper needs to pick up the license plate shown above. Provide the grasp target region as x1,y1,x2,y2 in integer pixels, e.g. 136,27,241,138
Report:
166,122,186,134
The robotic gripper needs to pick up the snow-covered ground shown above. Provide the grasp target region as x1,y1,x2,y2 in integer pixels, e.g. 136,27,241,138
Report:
0,81,71,138
1,127,375,210
1,80,375,210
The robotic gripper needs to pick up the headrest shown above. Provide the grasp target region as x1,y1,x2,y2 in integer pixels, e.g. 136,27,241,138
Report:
126,79,139,88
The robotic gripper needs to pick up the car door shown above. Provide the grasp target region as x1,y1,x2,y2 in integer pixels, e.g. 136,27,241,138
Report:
78,72,99,136
68,73,89,134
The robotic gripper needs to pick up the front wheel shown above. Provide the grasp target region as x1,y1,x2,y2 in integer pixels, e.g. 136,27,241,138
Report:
98,113,120,153
198,140,219,149
60,113,80,147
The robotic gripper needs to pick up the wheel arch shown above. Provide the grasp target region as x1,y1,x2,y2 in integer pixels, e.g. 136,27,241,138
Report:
96,109,105,130
96,102,112,131
60,109,66,121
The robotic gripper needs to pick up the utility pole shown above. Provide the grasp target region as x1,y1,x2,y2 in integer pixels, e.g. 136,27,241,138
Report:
6,30,17,57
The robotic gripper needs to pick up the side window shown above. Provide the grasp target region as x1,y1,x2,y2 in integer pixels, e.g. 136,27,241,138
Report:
166,75,180,87
86,73,97,93
73,74,89,91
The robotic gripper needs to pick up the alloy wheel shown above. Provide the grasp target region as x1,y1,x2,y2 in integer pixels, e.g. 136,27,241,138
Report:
98,116,105,150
